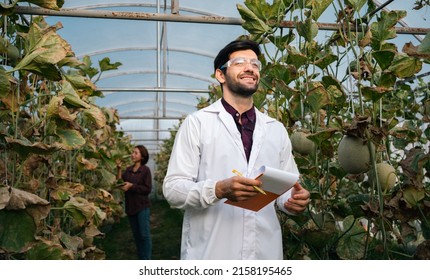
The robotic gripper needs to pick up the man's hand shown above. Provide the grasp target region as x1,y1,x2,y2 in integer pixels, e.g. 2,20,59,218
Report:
215,176,261,201
283,182,310,214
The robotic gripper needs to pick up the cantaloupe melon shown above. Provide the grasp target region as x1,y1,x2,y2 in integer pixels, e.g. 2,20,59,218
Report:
338,135,372,174
290,131,315,155
376,162,397,191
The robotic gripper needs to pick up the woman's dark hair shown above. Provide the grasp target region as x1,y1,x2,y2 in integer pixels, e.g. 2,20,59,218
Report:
136,145,149,165
213,39,261,73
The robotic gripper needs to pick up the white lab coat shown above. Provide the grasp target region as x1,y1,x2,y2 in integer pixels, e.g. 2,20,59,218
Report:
163,99,299,260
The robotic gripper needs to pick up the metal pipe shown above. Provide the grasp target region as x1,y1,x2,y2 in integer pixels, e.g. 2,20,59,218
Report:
171,0,179,14
279,21,429,35
14,6,430,35
14,6,243,25
156,0,162,149
368,0,395,18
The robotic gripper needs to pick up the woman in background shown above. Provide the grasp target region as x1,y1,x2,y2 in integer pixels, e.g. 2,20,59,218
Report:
118,145,152,260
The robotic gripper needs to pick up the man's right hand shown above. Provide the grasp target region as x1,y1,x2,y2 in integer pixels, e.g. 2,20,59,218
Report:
215,176,261,201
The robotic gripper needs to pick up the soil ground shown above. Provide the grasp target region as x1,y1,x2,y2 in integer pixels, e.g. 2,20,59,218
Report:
96,199,183,260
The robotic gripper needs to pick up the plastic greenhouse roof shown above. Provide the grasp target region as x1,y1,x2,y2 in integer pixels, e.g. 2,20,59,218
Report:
22,0,428,158
38,0,247,156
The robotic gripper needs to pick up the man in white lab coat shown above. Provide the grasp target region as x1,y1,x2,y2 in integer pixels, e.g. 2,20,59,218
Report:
163,39,310,260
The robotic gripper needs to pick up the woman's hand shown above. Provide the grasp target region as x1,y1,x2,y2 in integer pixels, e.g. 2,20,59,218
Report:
120,182,133,191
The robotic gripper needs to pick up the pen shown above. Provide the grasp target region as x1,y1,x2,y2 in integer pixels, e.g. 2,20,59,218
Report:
232,169,267,195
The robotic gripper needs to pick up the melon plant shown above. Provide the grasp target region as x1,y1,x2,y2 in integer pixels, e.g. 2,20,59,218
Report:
338,135,372,174
290,131,315,155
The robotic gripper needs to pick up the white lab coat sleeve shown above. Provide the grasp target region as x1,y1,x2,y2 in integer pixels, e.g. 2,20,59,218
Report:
163,114,220,210
275,129,300,215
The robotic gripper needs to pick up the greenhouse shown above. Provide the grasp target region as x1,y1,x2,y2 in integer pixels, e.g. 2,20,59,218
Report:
1,0,430,261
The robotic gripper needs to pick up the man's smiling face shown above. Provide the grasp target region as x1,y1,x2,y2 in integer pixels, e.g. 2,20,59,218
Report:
222,49,260,97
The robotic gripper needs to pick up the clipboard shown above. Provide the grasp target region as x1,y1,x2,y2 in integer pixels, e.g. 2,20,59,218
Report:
224,166,299,212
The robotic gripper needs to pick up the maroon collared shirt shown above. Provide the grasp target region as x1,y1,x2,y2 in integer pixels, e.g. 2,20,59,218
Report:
121,165,152,216
221,98,256,162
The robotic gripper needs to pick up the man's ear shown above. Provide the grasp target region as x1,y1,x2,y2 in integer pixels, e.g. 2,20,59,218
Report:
215,68,226,84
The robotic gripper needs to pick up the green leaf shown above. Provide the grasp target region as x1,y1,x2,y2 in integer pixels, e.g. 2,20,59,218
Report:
243,0,268,21
252,89,267,109
0,69,11,98
268,33,295,52
377,72,397,87
285,45,308,68
83,105,107,129
307,128,338,145
0,187,50,222
370,10,407,49
5,136,60,156
13,61,62,81
10,22,69,80
306,82,330,111
265,63,299,86
20,0,64,10
98,168,117,188
422,221,430,240
344,0,367,12
61,80,91,109
50,182,85,202
63,197,95,227
403,186,425,207
327,85,346,106
0,209,36,252
79,55,99,79
361,86,393,102
26,239,72,260
308,0,334,21
417,31,430,54
296,18,319,42
322,75,343,92
237,4,272,40
65,73,96,91
17,31,68,65
55,128,86,150
46,96,78,122
314,53,338,70
46,95,62,117
58,56,84,68
329,161,348,179
98,57,122,72
372,50,395,70
336,215,367,259
388,54,423,78
345,194,369,217
288,93,302,120
273,80,299,100
59,231,83,253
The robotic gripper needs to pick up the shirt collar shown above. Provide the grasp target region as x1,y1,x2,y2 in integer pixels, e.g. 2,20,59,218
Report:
221,98,255,124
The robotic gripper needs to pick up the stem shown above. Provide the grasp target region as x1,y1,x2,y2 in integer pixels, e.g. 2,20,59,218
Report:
332,217,357,245
369,135,389,259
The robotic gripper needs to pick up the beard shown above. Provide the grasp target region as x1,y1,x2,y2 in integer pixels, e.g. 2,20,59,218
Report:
224,72,259,97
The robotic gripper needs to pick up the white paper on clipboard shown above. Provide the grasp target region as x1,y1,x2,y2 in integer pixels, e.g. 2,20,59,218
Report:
253,165,299,195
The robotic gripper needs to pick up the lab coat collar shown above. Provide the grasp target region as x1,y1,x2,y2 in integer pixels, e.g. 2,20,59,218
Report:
203,99,277,169
202,99,276,125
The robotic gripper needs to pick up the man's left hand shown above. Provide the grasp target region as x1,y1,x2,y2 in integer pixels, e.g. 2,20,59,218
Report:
283,182,310,214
